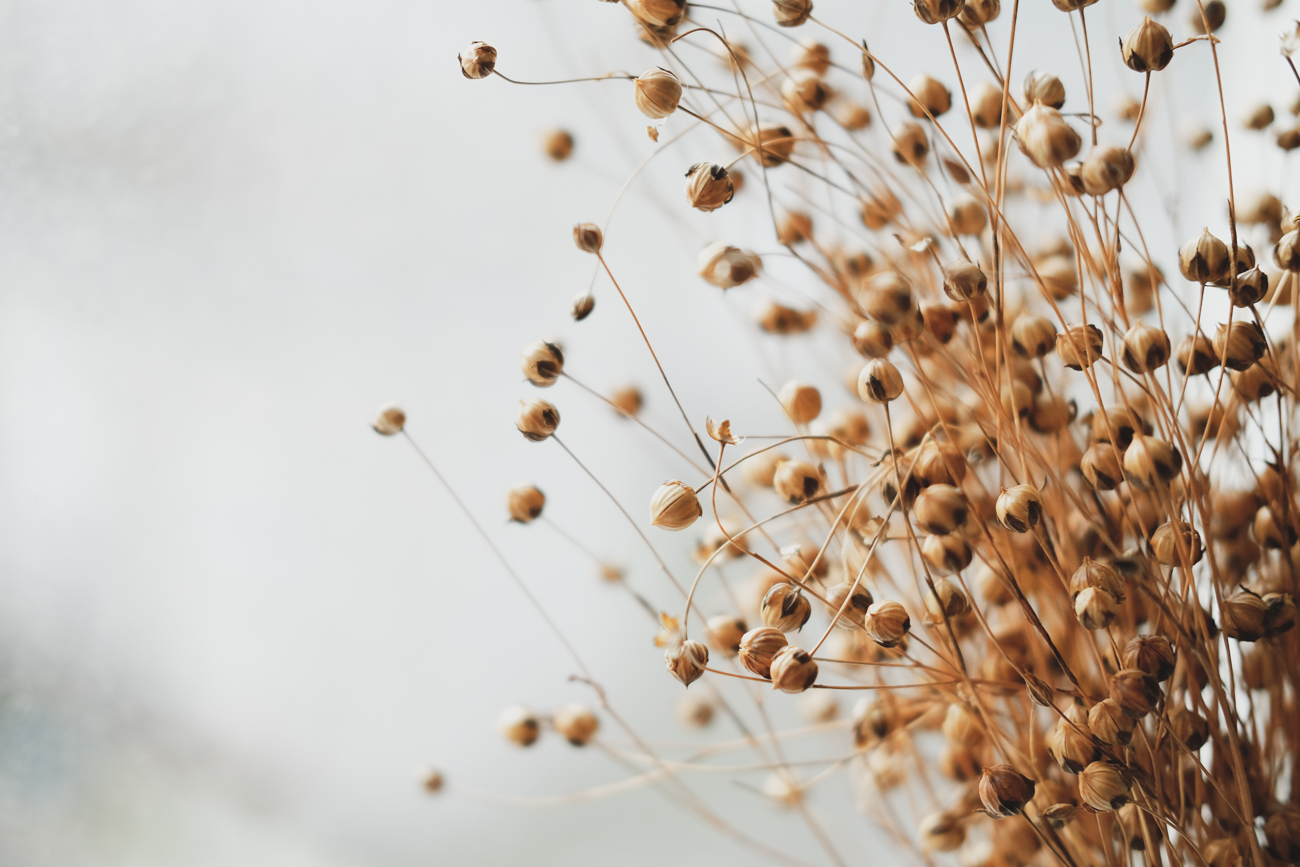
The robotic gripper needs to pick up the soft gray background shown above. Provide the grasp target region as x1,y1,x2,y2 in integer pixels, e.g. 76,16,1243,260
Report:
0,0,1291,864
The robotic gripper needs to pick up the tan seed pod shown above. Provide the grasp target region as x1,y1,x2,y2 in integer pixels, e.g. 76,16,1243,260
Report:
1080,145,1135,195
797,690,836,723
373,404,406,436
996,485,1042,532
1229,268,1269,307
633,0,686,26
1070,558,1126,602
769,645,818,692
824,581,873,629
1150,520,1202,566
1189,0,1225,33
864,600,910,647
665,639,709,686
1179,228,1231,283
458,41,497,79
1121,17,1173,73
677,693,714,727
1036,254,1078,299
649,480,703,530
779,381,822,424
752,125,796,167
633,67,682,119
777,211,814,246
608,386,643,417
1030,394,1073,433
1081,442,1123,490
772,0,813,27
1275,229,1300,271
520,340,565,387
979,765,1036,818
1212,320,1267,371
706,615,747,656
761,583,812,632
909,74,951,118
1091,406,1147,449
941,261,987,301
571,292,595,321
506,485,545,523
1116,802,1163,850
1265,805,1300,862
497,705,541,747
913,485,969,536
914,0,962,23
1022,70,1065,109
543,129,574,162
1245,103,1276,130
892,122,930,166
774,460,822,504
1176,333,1219,375
684,163,735,212
422,768,444,794
1056,323,1104,370
1010,314,1057,358
1168,704,1209,750
919,811,966,852
859,187,902,230
573,223,603,254
922,302,957,344
1047,708,1098,773
1187,124,1214,150
757,300,816,334
1016,103,1081,168
1110,669,1162,718
836,103,872,130
1123,434,1182,490
1222,588,1271,641
517,399,560,441
1088,698,1135,745
739,626,788,678
1075,586,1119,630
697,242,761,288
1242,191,1284,225
781,75,832,114
1255,505,1297,548
1051,0,1100,10
552,704,599,746
743,450,788,487
1079,762,1131,812
1123,635,1175,681
970,81,1004,128
857,359,903,403
912,441,966,486
948,196,987,235
792,39,830,75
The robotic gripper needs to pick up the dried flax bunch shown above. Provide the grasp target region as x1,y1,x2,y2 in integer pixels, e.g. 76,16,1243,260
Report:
391,1,1300,864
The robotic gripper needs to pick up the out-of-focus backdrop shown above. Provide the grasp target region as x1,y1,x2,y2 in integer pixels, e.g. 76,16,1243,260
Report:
0,0,1291,864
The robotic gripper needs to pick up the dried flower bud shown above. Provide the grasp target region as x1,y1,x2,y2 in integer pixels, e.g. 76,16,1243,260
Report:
739,626,788,678
633,0,686,26
1016,103,1081,168
913,484,968,535
649,480,703,530
1080,145,1135,195
573,223,603,254
960,0,1000,24
1056,323,1104,370
1175,334,1218,375
909,74,952,118
697,242,761,289
1110,668,1162,718
914,0,962,24
1075,586,1119,630
782,75,832,114
1070,558,1125,602
1079,762,1131,812
852,320,893,358
774,460,822,504
923,577,969,623
706,615,747,656
858,359,904,403
1088,698,1135,745
506,485,546,523
1010,314,1057,358
1180,229,1231,283
572,292,595,321
1150,520,1202,566
684,162,735,212
979,765,1036,818
941,261,987,301
634,68,682,119
921,533,972,575
859,187,902,230
1121,17,1174,73
1121,322,1170,374
1168,704,1209,750
865,600,911,647
769,645,818,692
919,811,966,852
892,122,930,166
1189,0,1225,33
517,399,560,441
666,639,710,686
761,583,812,632
948,197,987,237
779,381,822,424
520,341,565,387
860,271,914,325
825,581,873,629
1265,805,1300,862
1123,635,1175,682
996,485,1042,533
1229,267,1269,308
1222,588,1273,642
965,81,1004,130
773,0,813,26
777,211,814,246
1124,435,1182,490
498,705,541,747
1214,321,1268,372
750,125,796,167
757,300,816,334
1042,803,1077,827
1081,442,1123,490
552,704,599,746
1023,70,1065,109
373,404,406,435
459,41,497,79
1048,710,1098,773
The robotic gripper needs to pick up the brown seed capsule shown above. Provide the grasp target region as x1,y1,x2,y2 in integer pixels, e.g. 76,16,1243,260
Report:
1245,103,1275,131
747,125,795,168
761,583,812,632
1189,0,1225,33
1047,709,1098,773
1022,70,1065,109
781,75,832,115
1123,635,1175,682
649,480,703,530
980,765,1036,818
517,399,560,441
914,0,961,23
1075,586,1119,630
1081,443,1123,490
1255,505,1297,549
677,693,714,727
634,68,682,119
498,705,541,747
697,242,761,289
824,581,873,629
666,639,709,686
706,615,747,656
1079,762,1131,812
1230,268,1269,307
1025,673,1056,708
1070,558,1126,602
1009,314,1057,358
1222,588,1271,641
1212,320,1267,371
372,404,406,435
997,485,1042,533
913,484,969,535
941,261,987,302
1180,228,1231,283
774,460,821,504
1265,805,1300,862
1017,103,1081,168
942,702,983,747
969,81,1004,129
506,485,545,523
543,129,574,162
1176,333,1219,374
684,162,735,212
1187,125,1214,150
773,0,813,26
520,341,565,387
1150,520,1202,566
1123,435,1182,490
923,576,970,624
779,381,822,424
572,222,604,254
792,40,831,75
633,0,686,26
1081,145,1135,195
459,41,497,79
1168,704,1209,750
1115,802,1163,850
892,122,930,166
858,359,904,403
948,197,987,237
1275,230,1300,271
739,626,788,678
777,211,813,246
860,271,914,325
922,302,958,344
1088,699,1135,746
1110,669,1162,718
865,600,910,647
769,645,818,693
1092,407,1147,450
572,292,595,321
757,300,816,335
909,74,952,118
859,187,902,230
552,704,599,746
919,811,966,852
1056,323,1104,370
1121,17,1174,73
422,768,444,794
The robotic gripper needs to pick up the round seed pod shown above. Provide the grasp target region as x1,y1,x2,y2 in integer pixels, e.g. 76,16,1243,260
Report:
858,359,904,403
860,271,914,325
743,450,788,487
698,242,761,289
1179,228,1231,283
1229,268,1269,307
1187,125,1214,150
1037,255,1078,300
517,399,560,441
1081,146,1135,195
752,125,796,167
757,300,816,335
778,381,822,424
1168,704,1209,750
609,386,643,417
1121,17,1173,73
1275,230,1300,271
773,0,813,27
1255,505,1297,549
1212,320,1267,371
677,693,714,727
1150,520,1202,566
1056,323,1104,370
949,196,987,235
1070,558,1125,602
372,404,406,436
422,769,444,794
1089,698,1135,745
1010,314,1057,358
665,639,710,686
914,0,962,24
1176,333,1220,374
1081,442,1123,490
571,292,595,321
769,645,818,692
633,68,682,119
970,81,1004,129
543,129,574,162
1245,103,1275,130
649,480,703,530
837,103,872,130
684,162,735,212
1016,103,1081,168
800,691,838,723
520,340,565,387
774,460,822,504
782,75,832,115
997,485,1042,533
1210,243,1256,289
824,581,873,630
458,41,497,79
1123,435,1182,490
1189,0,1225,33
1001,380,1032,419
552,705,599,746
1075,586,1119,629
1030,394,1073,433
777,211,814,246
1022,71,1065,109
913,441,966,486
923,577,970,624
739,626,788,677
1222,589,1271,641
865,600,911,647
706,615,747,656
922,533,972,575
860,187,902,229
922,302,958,344
914,484,969,534
942,702,984,747
1233,360,1278,402
573,223,603,254
919,812,966,852
1079,762,1131,812
1265,592,1296,638
960,0,1000,24
1110,669,1161,718
942,261,987,301
497,705,541,747
507,485,545,523
1047,710,1098,773
761,583,812,632
1265,806,1300,862
1123,635,1175,681
892,122,930,166
979,765,1036,818
1116,802,1163,850
1242,191,1283,225
909,74,952,118
793,40,830,75
1092,407,1147,450
1138,0,1173,10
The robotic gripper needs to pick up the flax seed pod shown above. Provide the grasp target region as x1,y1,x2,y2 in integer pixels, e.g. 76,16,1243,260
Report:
909,74,952,118
677,693,714,728
1177,333,1219,374
633,68,682,118
865,600,910,647
666,639,709,686
1151,520,1202,566
858,188,902,231
996,485,1042,532
1265,806,1300,862
1121,17,1174,73
774,460,822,505
1079,762,1131,812
1030,394,1073,434
922,534,972,576
769,645,818,693
1070,558,1125,602
1111,669,1162,718
698,243,761,289
825,581,873,629
924,577,970,625
372,404,406,435
1168,704,1209,750
1079,145,1135,196
942,702,984,747
970,81,1003,129
1123,635,1175,682
949,196,987,235
980,765,1036,818
1211,243,1256,289
706,615,747,657
941,261,987,302
779,381,821,424
757,300,816,335
750,125,796,167
1023,71,1066,109
573,223,603,254
792,40,830,75
1189,0,1225,33
1089,699,1135,746
761,583,812,632
744,450,787,488
552,705,599,746
858,359,904,403
960,0,1000,24
781,76,832,116
1222,589,1270,641
543,129,574,162
1081,442,1123,490
1275,229,1300,271
458,41,497,79
914,0,962,24
773,0,813,26
892,122,930,167
777,211,813,245
1230,268,1269,307
1116,802,1163,851
1234,359,1277,402
517,399,560,441
1075,586,1119,629
498,706,541,747
1017,103,1081,168
919,812,966,852
1124,435,1182,490
1092,406,1147,449
914,485,969,535
649,480,702,530
1245,104,1275,131
922,302,957,345
1213,320,1267,371
1180,229,1231,283
506,485,546,523
571,292,595,321
684,163,735,211
1057,323,1104,370
1255,505,1297,549
633,0,685,25
520,341,564,387
1047,708,1098,773
739,626,788,678
1010,314,1057,358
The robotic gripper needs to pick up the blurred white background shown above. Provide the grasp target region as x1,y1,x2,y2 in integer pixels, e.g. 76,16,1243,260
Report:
0,0,1294,864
